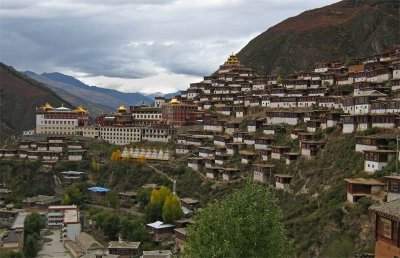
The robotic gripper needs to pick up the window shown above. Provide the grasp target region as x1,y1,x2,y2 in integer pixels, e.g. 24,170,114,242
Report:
391,182,399,193
381,218,392,239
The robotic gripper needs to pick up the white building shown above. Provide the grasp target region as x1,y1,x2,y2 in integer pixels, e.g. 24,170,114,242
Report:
363,150,396,174
47,205,81,241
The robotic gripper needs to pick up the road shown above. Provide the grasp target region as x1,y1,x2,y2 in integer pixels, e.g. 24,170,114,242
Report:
37,230,71,258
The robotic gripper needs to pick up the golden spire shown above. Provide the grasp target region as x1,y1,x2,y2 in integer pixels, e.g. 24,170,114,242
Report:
74,106,87,113
224,53,240,65
43,103,53,110
170,98,180,104
118,105,127,112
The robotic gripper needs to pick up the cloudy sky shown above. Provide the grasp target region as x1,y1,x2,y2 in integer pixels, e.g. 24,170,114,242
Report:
0,0,338,94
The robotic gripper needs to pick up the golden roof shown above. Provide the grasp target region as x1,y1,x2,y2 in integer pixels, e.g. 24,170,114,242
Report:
118,105,127,111
170,98,181,104
43,103,53,110
74,106,87,113
224,53,240,65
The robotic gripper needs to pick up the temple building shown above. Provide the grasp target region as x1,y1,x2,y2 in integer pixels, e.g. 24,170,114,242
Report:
217,53,254,76
36,103,89,135
161,98,204,127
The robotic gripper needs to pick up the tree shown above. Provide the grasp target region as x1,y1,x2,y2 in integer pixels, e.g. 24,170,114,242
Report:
24,235,38,258
115,149,121,160
62,193,71,205
121,219,151,242
323,81,331,88
0,250,24,258
103,214,120,239
145,202,163,222
276,75,283,85
24,212,44,237
64,184,84,205
91,159,99,172
150,186,171,205
137,188,152,209
162,194,184,223
184,182,292,258
106,191,119,209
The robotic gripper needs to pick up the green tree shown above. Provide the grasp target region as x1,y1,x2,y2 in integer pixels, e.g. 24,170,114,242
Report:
103,214,120,239
184,182,291,258
145,202,163,222
0,250,24,258
162,194,184,223
62,193,71,205
91,159,99,172
24,235,38,258
24,212,44,237
93,210,109,229
65,184,83,205
323,81,331,88
137,188,152,209
106,191,119,209
121,219,151,242
276,75,283,85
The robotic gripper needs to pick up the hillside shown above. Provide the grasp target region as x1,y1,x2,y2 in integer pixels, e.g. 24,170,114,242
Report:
0,63,72,133
24,72,114,116
237,0,400,75
25,72,153,110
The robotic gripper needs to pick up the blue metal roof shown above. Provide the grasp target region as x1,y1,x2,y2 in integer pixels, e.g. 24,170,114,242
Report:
87,186,110,192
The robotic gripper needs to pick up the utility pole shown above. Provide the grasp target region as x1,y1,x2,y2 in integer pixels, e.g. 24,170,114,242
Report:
172,180,176,195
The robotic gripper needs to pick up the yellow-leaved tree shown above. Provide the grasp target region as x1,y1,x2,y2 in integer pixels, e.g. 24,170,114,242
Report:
150,186,171,205
162,194,183,223
115,149,121,160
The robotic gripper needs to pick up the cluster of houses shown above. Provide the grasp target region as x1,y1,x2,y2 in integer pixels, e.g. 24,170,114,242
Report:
0,136,86,166
169,49,400,256
167,48,400,190
179,117,325,189
178,48,399,115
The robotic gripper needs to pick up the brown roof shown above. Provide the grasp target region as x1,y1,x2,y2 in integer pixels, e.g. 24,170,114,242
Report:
274,174,294,178
385,175,400,180
76,232,103,252
369,199,400,220
253,163,275,168
344,178,385,186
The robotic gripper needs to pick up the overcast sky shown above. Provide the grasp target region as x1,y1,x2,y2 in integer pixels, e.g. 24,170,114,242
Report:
0,0,338,94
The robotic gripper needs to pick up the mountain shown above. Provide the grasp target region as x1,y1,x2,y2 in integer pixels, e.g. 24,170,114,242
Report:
163,91,181,99
144,92,165,98
142,91,182,100
237,0,400,76
25,72,153,110
0,63,72,133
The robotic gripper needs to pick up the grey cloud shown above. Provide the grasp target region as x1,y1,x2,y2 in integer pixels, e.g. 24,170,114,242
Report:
0,0,338,91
